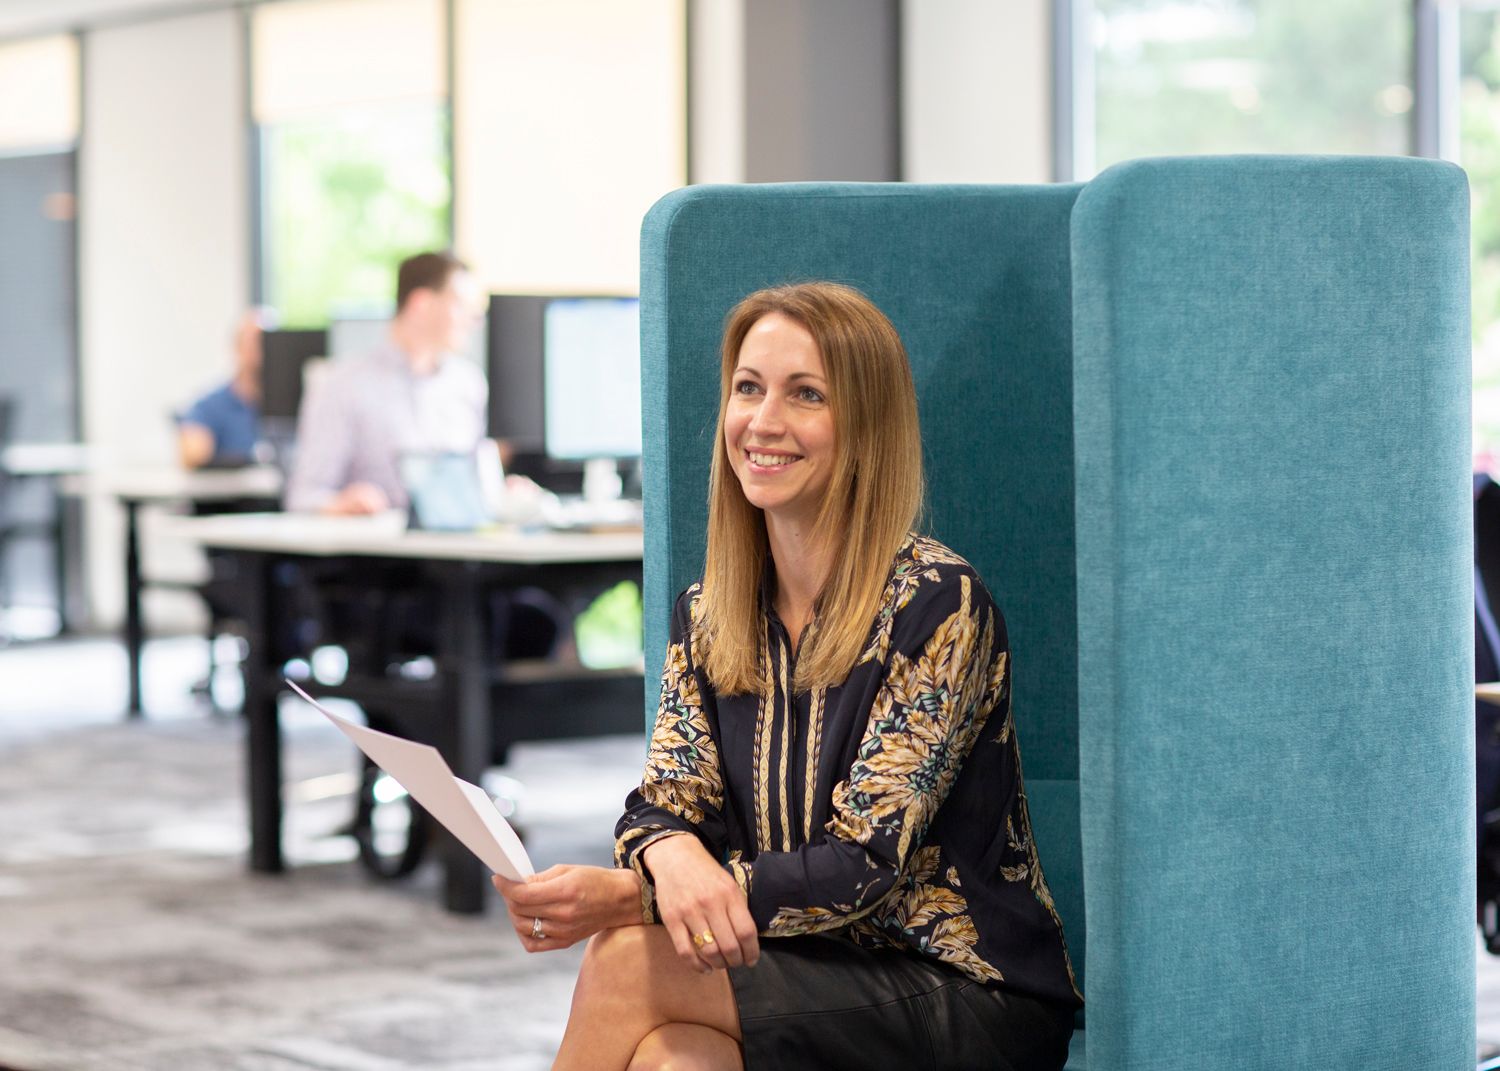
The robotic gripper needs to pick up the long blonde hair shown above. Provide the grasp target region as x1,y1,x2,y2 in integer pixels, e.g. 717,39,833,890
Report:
698,282,924,694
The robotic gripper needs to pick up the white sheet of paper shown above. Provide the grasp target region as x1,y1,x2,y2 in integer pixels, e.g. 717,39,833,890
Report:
286,680,534,880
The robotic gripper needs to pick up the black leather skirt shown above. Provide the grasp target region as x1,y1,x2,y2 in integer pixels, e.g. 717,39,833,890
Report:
727,934,1074,1071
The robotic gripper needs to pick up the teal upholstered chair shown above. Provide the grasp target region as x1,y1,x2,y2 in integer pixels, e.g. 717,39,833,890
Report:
639,157,1473,1069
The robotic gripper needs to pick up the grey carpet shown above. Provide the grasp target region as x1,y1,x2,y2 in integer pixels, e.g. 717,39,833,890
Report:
0,636,646,1070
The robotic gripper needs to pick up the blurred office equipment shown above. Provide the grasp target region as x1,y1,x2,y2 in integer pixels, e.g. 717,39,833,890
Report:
542,297,641,464
327,316,387,362
487,294,641,497
64,465,282,716
331,308,488,368
259,328,328,463
162,511,643,910
486,296,546,456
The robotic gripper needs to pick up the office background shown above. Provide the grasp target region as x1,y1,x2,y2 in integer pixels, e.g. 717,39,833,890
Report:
5,0,1486,634
0,1,1493,1068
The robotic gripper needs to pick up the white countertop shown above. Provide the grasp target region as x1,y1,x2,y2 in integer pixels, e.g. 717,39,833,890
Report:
62,465,283,502
1,442,94,476
156,511,643,564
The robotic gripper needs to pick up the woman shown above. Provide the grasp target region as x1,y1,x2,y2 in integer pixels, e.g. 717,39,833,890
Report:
495,282,1081,1070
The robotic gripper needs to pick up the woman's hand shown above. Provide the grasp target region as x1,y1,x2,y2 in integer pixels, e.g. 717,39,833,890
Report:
641,834,760,973
492,865,642,952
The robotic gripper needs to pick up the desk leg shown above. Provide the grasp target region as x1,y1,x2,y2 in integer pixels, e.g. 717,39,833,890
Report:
438,564,492,914
243,552,284,873
51,481,70,635
124,498,144,717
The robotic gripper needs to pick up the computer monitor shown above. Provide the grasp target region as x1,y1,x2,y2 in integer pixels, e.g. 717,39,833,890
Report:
328,316,388,361
260,329,328,420
542,297,641,462
486,295,547,452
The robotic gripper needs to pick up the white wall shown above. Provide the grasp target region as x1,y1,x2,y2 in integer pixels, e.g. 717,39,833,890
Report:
80,9,247,625
902,0,1053,183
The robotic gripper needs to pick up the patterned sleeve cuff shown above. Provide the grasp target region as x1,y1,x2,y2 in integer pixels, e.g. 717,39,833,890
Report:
637,873,658,925
615,827,696,923
726,851,753,900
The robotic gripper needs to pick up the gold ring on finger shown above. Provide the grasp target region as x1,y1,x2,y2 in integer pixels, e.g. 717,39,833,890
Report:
691,931,716,948
531,916,545,940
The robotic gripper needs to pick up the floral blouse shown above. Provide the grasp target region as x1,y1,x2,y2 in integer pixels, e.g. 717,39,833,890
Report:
614,535,1082,1007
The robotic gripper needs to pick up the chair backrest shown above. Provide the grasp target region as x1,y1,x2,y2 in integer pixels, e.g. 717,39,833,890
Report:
1071,156,1471,1069
641,160,1474,1070
639,182,1089,987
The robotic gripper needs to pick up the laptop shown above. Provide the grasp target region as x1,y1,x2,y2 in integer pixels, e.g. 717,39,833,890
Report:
399,451,494,532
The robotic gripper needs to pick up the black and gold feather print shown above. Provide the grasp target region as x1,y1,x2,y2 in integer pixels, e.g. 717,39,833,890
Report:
614,536,1083,1009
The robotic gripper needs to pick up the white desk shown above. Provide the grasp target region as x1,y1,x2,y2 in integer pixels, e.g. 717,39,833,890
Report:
64,464,282,502
1,442,94,477
164,510,645,914
158,511,643,563
64,465,284,715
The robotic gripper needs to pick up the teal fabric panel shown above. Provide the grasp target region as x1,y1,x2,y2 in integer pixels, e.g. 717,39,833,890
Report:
1026,778,1086,999
1072,156,1473,1070
639,182,1082,785
1065,1031,1088,1070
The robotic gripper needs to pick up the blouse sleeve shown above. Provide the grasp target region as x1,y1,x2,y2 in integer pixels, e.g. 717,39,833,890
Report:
613,585,729,922
744,571,1011,935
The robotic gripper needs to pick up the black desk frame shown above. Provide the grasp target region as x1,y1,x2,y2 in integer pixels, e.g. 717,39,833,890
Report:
120,492,279,717
234,546,642,914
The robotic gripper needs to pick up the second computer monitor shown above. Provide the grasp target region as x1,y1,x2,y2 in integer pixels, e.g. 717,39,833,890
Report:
261,328,329,420
542,297,641,462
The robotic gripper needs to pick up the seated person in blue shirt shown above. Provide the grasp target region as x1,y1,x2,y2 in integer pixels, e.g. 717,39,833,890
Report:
176,309,270,469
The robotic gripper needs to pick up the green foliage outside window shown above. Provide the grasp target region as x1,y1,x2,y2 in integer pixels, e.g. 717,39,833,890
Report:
1094,0,1412,169
262,102,450,328
1462,10,1500,454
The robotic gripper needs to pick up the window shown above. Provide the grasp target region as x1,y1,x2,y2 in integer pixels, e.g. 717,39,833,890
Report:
251,0,449,326
1461,4,1500,455
1090,0,1413,176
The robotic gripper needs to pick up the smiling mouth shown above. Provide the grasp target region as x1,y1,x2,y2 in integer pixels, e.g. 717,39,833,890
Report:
747,450,801,467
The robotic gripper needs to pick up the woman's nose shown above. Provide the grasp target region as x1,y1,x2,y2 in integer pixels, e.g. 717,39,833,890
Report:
748,396,784,434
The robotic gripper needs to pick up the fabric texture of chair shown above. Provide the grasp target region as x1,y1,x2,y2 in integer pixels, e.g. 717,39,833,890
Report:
638,157,1473,1070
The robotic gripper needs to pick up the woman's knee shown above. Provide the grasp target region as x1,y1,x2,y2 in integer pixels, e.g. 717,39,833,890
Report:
580,925,653,982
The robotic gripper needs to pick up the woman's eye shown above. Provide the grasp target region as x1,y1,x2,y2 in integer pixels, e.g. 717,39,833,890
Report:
734,380,759,395
799,387,825,404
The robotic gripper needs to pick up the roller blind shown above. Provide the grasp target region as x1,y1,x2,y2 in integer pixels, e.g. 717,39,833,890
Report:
251,0,444,122
454,0,687,294
0,35,78,152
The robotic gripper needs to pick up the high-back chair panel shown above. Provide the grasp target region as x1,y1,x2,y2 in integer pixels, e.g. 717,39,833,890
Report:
1071,156,1473,1068
640,182,1089,986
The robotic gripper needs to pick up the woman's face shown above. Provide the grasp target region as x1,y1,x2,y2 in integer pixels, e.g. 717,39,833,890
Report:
725,312,837,529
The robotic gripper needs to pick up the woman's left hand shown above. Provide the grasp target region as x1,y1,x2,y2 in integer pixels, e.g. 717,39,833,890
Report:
492,864,643,952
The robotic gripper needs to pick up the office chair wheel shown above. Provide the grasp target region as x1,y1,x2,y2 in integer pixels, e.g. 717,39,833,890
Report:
351,757,430,880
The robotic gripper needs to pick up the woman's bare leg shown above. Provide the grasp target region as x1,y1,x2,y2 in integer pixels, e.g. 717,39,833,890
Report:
627,1024,742,1071
552,926,743,1071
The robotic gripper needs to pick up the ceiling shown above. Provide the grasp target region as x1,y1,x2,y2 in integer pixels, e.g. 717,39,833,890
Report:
0,0,229,40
